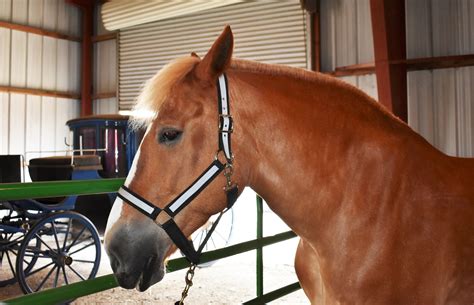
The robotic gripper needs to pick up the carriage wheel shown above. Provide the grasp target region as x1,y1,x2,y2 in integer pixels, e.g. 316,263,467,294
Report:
16,212,101,294
0,231,39,287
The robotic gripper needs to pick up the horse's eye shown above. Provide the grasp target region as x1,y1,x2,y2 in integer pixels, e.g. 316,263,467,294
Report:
158,128,183,145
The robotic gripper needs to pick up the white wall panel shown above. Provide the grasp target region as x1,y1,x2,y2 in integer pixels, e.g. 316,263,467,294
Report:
0,28,10,85
455,67,474,157
25,95,42,160
56,39,69,91
0,93,9,154
0,0,12,20
10,30,27,87
406,0,474,58
28,0,44,27
68,42,80,92
320,0,374,71
26,34,42,88
9,94,26,154
338,74,378,101
11,0,28,24
0,0,81,162
43,0,58,32
40,97,56,157
42,37,57,90
93,98,117,115
408,67,474,157
94,39,116,94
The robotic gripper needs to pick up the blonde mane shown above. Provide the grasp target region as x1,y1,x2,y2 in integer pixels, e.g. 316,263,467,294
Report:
130,56,387,130
130,56,200,130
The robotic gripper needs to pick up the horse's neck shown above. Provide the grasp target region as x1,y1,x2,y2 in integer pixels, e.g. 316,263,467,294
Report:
230,67,431,239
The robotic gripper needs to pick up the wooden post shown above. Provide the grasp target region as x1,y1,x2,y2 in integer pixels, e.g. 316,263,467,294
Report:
301,0,320,72
370,0,407,122
67,0,94,116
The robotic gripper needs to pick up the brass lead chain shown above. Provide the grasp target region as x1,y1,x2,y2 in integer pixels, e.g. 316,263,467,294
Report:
175,264,197,305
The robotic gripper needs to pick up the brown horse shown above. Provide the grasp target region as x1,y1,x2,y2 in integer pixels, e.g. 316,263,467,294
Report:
104,26,474,304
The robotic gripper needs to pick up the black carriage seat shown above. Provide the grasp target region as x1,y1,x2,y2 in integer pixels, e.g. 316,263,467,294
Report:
27,155,103,205
28,155,102,182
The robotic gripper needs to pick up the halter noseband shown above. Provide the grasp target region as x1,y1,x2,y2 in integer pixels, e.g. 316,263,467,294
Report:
117,74,238,264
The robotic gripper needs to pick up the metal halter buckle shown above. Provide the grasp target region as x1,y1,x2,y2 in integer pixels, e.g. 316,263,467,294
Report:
218,114,234,133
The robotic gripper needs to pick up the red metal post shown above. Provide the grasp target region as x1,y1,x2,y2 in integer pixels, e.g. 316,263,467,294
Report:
67,0,94,116
369,0,407,122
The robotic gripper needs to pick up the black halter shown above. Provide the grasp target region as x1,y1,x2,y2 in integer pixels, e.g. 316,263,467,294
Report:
117,74,239,264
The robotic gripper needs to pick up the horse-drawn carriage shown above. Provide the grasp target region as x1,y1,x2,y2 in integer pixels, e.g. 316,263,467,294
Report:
0,115,142,294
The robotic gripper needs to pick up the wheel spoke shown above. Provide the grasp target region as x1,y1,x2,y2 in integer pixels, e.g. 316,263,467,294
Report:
35,233,56,252
28,261,55,277
65,227,86,252
50,221,61,251
23,252,49,259
62,219,72,250
68,241,95,256
67,265,86,281
35,265,57,292
6,249,16,277
54,265,61,287
71,258,96,264
61,266,69,285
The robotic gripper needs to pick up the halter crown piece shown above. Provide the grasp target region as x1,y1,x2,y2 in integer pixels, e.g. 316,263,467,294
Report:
117,74,238,264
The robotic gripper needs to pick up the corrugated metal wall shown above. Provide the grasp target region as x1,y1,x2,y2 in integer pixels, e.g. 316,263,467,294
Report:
118,0,308,110
93,3,118,115
319,0,378,100
406,0,474,157
320,0,474,157
0,0,81,167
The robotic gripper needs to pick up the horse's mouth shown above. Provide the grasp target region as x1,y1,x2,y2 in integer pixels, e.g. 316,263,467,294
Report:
137,255,164,292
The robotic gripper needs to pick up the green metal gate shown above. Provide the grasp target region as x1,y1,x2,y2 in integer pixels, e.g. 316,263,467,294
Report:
0,179,301,304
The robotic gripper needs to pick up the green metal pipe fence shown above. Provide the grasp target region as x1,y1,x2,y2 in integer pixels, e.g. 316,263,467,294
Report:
0,180,301,304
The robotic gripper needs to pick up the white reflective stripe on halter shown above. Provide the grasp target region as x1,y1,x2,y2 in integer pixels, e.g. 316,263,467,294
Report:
218,74,232,160
118,187,155,215
167,163,222,213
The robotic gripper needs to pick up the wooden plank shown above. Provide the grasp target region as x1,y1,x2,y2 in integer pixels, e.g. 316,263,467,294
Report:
0,21,81,42
0,86,80,99
92,32,117,43
92,92,116,100
327,54,474,77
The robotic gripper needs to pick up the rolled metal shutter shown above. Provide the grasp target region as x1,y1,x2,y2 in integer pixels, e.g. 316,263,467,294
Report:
118,0,308,110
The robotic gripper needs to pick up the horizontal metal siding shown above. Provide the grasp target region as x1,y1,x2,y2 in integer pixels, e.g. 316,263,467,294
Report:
119,0,307,110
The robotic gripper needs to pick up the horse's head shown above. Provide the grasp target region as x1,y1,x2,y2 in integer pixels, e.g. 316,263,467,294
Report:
104,26,243,291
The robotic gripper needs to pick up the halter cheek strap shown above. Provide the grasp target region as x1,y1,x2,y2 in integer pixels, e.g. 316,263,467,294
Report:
117,74,238,264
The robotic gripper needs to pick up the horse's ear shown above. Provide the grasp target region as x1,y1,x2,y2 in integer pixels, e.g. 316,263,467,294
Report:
190,52,200,59
195,25,233,80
